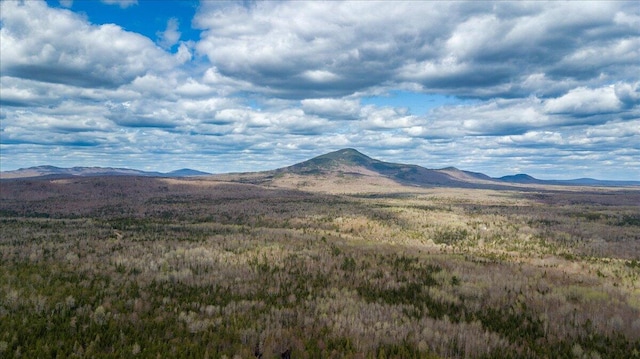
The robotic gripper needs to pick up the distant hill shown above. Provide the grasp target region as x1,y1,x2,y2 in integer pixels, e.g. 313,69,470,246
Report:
277,148,638,188
546,178,640,187
283,148,404,175
497,173,640,187
166,169,212,177
498,174,542,184
2,149,637,187
0,165,210,179
437,167,494,182
279,148,508,189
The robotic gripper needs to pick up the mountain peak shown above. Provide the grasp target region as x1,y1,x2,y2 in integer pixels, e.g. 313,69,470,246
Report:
283,148,379,175
334,148,365,156
320,148,374,164
498,173,540,183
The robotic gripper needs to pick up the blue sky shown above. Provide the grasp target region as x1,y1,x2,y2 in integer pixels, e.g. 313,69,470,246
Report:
46,0,202,48
1,0,639,180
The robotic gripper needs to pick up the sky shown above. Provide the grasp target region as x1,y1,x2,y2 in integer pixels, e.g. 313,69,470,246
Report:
1,0,639,180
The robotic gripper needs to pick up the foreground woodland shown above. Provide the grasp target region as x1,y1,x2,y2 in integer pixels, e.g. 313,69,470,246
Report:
1,176,639,358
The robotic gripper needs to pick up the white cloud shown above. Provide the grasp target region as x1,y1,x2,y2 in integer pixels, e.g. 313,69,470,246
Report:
158,18,181,49
201,67,256,96
503,131,564,147
0,1,174,88
1,1,638,180
175,78,215,98
544,86,622,115
193,1,638,99
614,82,640,108
301,98,360,119
397,57,470,85
301,70,341,84
445,15,504,59
128,74,177,97
101,0,138,9
175,43,193,64
193,1,454,97
408,98,548,138
359,106,417,130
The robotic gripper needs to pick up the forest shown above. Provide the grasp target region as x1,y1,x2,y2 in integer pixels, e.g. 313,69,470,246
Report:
1,176,639,358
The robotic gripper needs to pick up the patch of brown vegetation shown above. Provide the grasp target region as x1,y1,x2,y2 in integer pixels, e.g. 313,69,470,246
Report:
1,176,638,357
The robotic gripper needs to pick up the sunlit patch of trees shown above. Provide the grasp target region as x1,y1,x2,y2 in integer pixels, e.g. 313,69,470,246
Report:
1,177,639,358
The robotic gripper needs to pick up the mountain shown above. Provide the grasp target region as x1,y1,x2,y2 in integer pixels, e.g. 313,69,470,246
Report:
553,178,640,186
166,169,211,177
498,174,542,184
2,149,636,187
0,165,210,179
276,149,638,188
278,148,502,188
497,174,640,187
437,167,494,182
283,148,401,175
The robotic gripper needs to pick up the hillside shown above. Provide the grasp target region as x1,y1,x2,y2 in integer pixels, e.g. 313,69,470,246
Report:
277,148,502,189
2,149,637,187
276,149,639,189
0,165,210,179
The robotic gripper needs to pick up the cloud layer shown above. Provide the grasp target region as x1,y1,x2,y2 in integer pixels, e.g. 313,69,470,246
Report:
195,1,638,99
1,0,638,180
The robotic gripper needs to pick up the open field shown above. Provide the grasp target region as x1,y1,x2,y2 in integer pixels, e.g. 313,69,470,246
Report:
1,176,639,358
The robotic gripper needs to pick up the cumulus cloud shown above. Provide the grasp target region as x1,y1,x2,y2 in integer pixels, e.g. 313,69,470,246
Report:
158,18,181,49
544,86,623,116
0,1,174,88
402,83,640,141
403,98,548,138
101,0,138,9
1,1,638,180
194,1,449,98
106,101,180,129
301,98,360,119
359,106,417,130
194,1,639,99
615,82,640,108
